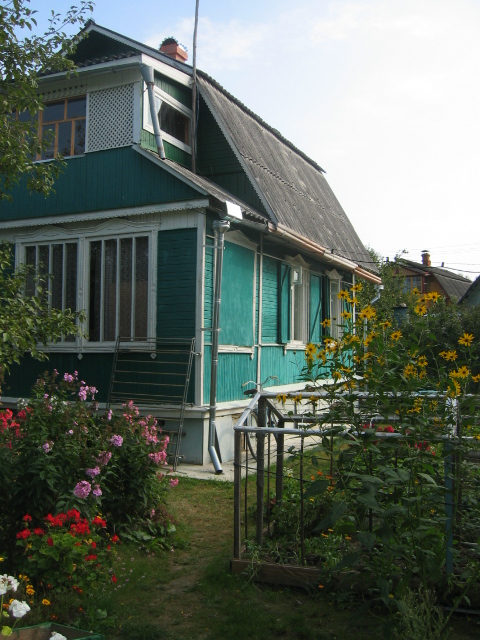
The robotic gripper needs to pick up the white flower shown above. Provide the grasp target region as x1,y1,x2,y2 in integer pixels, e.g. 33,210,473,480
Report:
9,599,30,618
51,633,68,640
0,575,18,595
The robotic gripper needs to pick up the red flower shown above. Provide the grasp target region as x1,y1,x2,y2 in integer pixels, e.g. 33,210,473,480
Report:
84,554,97,562
91,516,107,528
111,575,117,583
16,529,31,539
33,528,45,536
90,541,97,549
23,514,32,522
47,537,54,547
111,534,120,544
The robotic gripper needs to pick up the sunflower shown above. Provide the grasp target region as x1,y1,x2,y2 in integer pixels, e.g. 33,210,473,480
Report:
458,333,474,347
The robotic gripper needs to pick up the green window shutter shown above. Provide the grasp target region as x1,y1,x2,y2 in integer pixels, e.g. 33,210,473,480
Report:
309,273,322,342
278,262,291,343
322,275,330,328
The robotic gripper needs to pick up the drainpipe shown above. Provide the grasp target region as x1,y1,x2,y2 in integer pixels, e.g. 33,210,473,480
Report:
140,65,166,160
208,219,230,474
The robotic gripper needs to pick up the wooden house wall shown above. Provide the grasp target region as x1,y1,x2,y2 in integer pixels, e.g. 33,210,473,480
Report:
0,148,200,222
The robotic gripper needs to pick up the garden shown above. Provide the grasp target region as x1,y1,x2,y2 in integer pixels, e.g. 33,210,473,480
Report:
234,287,480,639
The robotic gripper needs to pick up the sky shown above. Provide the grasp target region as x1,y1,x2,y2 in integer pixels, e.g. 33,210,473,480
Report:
32,0,480,280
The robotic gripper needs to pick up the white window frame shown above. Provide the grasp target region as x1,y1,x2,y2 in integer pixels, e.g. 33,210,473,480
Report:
286,255,310,347
143,85,192,154
16,222,157,352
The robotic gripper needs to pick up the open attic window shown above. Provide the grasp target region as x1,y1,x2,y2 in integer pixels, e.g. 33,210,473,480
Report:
143,87,191,154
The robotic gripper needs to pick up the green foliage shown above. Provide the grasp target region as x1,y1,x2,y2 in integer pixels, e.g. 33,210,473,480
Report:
0,243,85,388
0,371,177,564
357,249,407,321
0,0,93,199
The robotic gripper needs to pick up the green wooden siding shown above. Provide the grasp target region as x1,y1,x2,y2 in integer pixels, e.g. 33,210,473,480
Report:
261,256,278,343
204,236,214,344
4,353,114,403
204,347,257,403
196,98,268,215
278,262,291,344
309,274,323,343
0,148,202,222
322,275,331,323
140,131,191,168
157,229,197,339
154,73,191,108
219,242,255,346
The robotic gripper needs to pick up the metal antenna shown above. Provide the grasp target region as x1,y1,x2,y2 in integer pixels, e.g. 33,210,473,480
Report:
191,0,200,173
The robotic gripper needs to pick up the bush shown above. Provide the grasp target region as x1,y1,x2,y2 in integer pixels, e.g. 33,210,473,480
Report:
0,371,177,565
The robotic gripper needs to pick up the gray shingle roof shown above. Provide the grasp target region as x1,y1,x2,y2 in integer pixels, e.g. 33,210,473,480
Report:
403,260,471,302
197,73,375,272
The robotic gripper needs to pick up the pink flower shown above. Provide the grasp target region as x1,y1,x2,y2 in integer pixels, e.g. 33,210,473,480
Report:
169,478,179,487
148,451,167,465
85,466,100,478
97,451,112,466
92,484,102,497
110,435,123,447
73,481,92,499
107,409,113,421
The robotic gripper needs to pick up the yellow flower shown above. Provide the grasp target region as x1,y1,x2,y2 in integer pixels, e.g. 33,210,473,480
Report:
351,283,362,292
276,394,287,404
472,374,480,383
380,321,392,328
390,330,402,342
404,364,417,379
340,311,352,320
458,333,474,347
26,586,35,595
321,318,331,328
42,599,51,606
305,343,316,358
417,355,428,367
0,557,3,562
414,304,427,316
337,289,350,300
440,350,458,361
292,394,303,403
349,296,359,306
309,396,318,405
358,305,376,321
412,287,421,295
332,371,342,380
426,291,440,302
455,366,470,379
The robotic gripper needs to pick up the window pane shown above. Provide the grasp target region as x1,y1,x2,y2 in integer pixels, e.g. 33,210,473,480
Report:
51,244,63,310
25,246,36,297
57,121,72,156
119,238,133,338
135,237,148,339
159,102,190,144
89,241,102,341
43,101,65,123
67,97,86,119
293,286,302,341
103,239,117,341
73,120,86,155
41,124,56,159
65,243,78,343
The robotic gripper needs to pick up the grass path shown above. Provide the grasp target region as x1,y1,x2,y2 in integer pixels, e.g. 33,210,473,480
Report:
103,478,480,640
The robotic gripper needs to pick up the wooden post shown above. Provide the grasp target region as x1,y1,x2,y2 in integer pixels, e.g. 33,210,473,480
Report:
234,429,242,559
256,395,266,546
276,419,284,506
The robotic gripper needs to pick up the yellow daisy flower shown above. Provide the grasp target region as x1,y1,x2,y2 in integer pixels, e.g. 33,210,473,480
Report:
390,330,402,341
458,333,474,347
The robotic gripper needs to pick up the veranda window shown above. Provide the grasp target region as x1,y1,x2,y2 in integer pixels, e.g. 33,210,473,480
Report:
39,96,86,160
88,236,149,342
25,242,78,342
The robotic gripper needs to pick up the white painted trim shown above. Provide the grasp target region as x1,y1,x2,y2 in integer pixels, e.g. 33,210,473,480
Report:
142,85,192,154
218,345,254,354
224,230,258,251
0,198,209,230
132,80,142,145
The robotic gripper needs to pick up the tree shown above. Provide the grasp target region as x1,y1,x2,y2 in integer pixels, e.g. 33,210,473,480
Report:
0,0,93,200
357,248,407,320
0,243,85,392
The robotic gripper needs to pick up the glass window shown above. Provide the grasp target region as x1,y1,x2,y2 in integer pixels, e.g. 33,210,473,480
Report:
88,236,149,342
158,102,190,145
403,275,422,294
38,96,86,159
24,242,78,342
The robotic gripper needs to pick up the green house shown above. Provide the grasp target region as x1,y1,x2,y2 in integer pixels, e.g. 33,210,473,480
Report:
0,22,380,464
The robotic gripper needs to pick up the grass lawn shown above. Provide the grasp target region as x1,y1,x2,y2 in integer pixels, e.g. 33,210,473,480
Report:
91,477,480,640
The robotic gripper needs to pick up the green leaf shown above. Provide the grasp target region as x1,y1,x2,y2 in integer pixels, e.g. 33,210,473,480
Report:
417,472,437,485
357,493,382,512
303,479,329,498
333,552,362,571
377,577,391,607
357,531,376,552
313,500,347,532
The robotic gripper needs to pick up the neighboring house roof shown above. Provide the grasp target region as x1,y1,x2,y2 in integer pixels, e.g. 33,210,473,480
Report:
402,259,471,302
39,21,376,277
459,274,480,304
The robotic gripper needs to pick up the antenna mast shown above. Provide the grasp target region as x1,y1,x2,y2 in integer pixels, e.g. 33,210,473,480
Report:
191,0,199,173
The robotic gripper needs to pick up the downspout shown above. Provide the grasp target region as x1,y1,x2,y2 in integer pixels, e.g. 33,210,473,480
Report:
256,233,263,387
208,219,230,474
140,65,166,160
191,0,200,173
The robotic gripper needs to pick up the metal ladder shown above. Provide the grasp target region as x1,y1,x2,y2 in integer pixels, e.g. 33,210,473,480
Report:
107,337,196,470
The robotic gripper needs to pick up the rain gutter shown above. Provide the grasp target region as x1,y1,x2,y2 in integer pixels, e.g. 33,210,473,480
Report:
140,64,166,160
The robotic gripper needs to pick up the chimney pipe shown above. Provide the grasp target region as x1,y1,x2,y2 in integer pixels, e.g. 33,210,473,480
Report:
421,250,431,267
160,38,188,63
